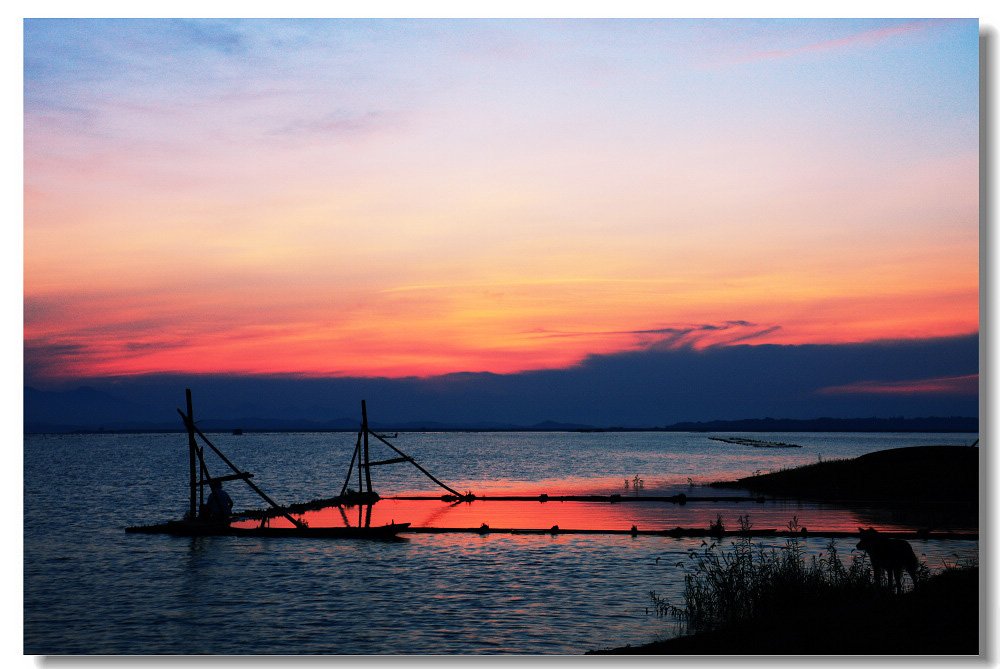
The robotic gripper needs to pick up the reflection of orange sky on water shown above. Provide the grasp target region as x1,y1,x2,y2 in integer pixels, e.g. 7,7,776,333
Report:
232,497,973,534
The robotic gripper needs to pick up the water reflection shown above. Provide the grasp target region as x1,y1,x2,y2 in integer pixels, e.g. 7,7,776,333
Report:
232,494,975,534
26,431,980,655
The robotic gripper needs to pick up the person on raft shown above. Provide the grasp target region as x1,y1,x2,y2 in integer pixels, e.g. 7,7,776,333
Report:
203,480,234,521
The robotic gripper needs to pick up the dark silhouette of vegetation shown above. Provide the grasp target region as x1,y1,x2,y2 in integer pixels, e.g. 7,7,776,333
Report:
649,516,890,635
710,445,978,506
594,445,980,655
593,515,978,655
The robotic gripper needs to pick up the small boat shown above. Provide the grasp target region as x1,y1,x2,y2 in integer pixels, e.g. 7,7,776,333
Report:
125,389,410,541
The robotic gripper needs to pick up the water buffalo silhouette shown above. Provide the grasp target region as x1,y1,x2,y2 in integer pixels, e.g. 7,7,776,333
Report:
856,526,918,592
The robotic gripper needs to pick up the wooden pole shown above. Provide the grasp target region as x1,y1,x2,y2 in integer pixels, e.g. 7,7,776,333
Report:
367,429,464,497
178,408,306,529
362,400,373,494
186,389,197,519
339,432,361,496
198,448,209,513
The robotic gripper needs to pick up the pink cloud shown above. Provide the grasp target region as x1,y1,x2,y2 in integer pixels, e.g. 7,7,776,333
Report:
817,374,978,396
740,20,944,64
525,320,781,350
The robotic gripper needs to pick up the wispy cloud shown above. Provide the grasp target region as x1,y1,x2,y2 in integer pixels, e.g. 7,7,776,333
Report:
530,320,781,350
738,19,944,64
270,109,402,140
817,374,978,396
171,18,247,55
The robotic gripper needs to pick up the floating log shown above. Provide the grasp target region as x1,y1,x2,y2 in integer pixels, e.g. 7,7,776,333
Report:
126,519,410,540
128,521,976,541
235,491,381,518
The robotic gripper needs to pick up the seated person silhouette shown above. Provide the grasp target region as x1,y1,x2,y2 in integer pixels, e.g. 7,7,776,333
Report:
203,481,234,522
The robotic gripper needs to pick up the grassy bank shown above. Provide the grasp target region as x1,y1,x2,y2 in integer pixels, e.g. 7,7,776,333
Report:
709,445,978,505
592,564,979,655
590,445,981,655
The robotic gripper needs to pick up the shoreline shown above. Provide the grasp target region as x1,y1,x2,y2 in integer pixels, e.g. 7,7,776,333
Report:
710,445,978,506
592,445,981,655
590,566,979,655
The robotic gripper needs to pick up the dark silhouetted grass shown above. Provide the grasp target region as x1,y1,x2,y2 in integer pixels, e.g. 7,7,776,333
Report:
650,516,888,635
593,516,978,655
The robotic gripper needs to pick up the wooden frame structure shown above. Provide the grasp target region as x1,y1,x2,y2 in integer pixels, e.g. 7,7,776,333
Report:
179,389,305,528
126,390,410,539
339,399,464,499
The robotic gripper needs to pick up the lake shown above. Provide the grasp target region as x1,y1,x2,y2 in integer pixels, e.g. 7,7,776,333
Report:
23,430,979,654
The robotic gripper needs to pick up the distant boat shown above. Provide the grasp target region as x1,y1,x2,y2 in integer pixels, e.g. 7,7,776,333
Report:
232,428,243,435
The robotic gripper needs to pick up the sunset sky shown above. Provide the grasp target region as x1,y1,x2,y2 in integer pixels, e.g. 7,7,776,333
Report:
23,18,979,405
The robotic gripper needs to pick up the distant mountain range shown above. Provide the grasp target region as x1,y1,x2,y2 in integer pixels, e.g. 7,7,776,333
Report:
657,416,979,433
22,386,978,434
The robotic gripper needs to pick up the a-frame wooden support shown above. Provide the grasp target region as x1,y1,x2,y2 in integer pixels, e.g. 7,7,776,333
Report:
181,389,305,529
339,400,463,498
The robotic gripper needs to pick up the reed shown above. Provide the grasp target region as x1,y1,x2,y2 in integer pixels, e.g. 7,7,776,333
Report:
650,516,891,634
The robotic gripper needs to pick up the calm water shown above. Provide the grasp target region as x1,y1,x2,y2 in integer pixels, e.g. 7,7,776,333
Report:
24,430,979,654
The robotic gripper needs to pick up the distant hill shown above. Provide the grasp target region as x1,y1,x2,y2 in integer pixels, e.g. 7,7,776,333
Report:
663,416,979,433
21,386,599,433
21,386,978,434
709,444,979,505
23,386,172,432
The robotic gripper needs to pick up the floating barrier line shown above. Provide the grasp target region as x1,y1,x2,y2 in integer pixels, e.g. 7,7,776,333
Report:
398,527,978,540
387,494,754,503
384,494,976,508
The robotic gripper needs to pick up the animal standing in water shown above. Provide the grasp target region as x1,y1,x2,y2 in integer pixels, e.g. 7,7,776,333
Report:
856,527,919,592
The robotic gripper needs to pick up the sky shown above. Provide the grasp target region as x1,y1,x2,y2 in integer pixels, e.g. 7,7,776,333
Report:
21,17,981,423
